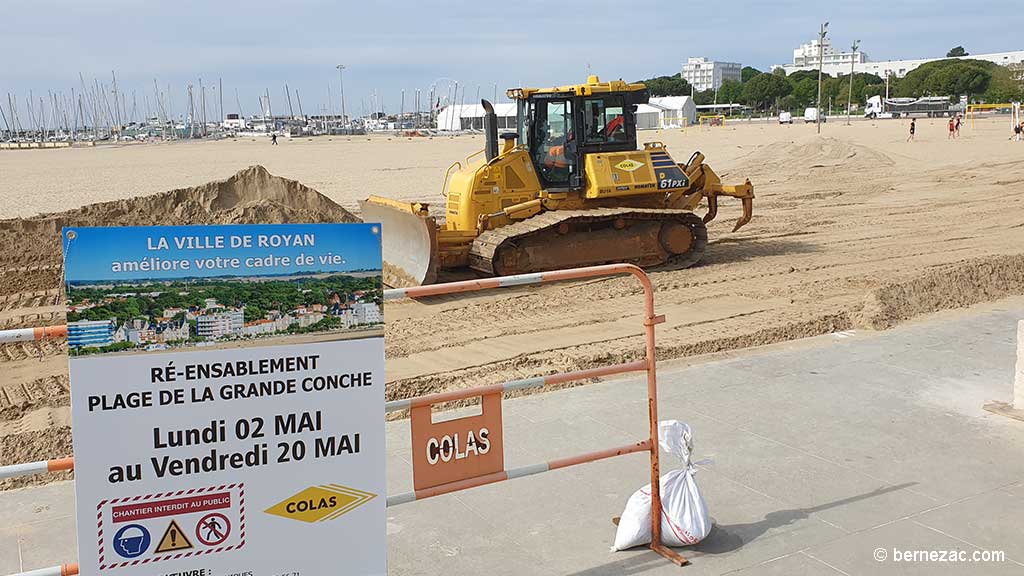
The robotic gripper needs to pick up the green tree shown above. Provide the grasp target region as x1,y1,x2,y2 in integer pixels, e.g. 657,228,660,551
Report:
981,66,1024,102
741,73,791,110
791,77,818,108
897,58,997,99
638,74,693,96
741,66,762,83
717,80,744,104
693,89,716,106
946,46,968,57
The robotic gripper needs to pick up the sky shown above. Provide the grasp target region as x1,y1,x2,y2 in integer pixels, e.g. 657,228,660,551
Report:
3,0,1022,120
62,223,382,282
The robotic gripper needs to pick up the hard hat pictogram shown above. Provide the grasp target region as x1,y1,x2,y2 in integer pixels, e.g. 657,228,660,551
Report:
112,524,151,559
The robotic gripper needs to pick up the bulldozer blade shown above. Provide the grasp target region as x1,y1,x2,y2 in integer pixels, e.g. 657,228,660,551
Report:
359,198,440,287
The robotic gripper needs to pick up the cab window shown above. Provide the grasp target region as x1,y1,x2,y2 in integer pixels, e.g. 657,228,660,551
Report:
531,99,575,186
584,97,626,144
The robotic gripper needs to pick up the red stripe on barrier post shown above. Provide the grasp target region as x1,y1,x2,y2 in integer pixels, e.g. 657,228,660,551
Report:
47,457,74,473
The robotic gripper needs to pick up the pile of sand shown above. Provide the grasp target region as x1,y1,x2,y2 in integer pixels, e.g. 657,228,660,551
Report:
0,165,358,272
0,166,357,489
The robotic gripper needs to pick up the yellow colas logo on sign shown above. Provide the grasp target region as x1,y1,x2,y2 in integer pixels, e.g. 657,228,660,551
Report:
614,159,644,172
265,484,376,523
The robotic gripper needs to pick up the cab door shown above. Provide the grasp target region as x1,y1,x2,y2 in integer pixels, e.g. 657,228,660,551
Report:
528,97,577,189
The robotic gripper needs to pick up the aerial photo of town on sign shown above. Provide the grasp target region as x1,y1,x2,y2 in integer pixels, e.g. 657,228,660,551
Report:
62,224,383,356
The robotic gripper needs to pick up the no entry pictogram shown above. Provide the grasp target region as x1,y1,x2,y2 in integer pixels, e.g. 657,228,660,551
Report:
195,513,231,546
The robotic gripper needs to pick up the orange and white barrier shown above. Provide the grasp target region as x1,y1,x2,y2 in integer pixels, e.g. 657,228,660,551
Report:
1,264,685,569
0,457,74,481
0,325,67,344
382,264,686,567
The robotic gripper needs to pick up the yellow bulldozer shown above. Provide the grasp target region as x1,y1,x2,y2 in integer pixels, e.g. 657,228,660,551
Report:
361,76,754,287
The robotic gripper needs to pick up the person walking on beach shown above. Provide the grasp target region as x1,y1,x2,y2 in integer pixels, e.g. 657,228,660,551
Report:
948,117,955,140
270,133,278,145
907,118,916,142
955,115,962,138
1014,122,1022,142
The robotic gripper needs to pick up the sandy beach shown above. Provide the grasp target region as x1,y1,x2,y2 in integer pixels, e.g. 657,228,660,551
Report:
3,115,1024,488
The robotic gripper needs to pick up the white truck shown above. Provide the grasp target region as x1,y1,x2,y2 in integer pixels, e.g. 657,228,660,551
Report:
864,95,964,118
803,107,826,123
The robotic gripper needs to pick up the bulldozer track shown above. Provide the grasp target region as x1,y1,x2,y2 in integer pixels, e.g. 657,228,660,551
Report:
469,208,708,276
0,289,63,311
0,339,66,363
0,374,70,415
0,268,63,296
0,311,64,330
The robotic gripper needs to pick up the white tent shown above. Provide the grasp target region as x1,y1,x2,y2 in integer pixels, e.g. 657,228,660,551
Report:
435,103,518,132
635,103,665,130
649,96,697,128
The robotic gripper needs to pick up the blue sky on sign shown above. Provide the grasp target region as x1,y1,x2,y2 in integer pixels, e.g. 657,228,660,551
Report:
3,0,1020,118
62,223,382,282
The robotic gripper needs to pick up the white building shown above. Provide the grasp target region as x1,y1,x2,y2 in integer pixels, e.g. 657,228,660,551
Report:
790,38,868,69
354,302,382,325
242,317,291,337
435,103,518,132
197,309,244,339
682,57,742,92
777,39,1024,79
294,312,325,328
158,321,189,342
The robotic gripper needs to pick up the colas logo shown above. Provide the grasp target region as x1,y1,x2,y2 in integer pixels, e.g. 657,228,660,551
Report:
614,159,645,172
265,484,376,523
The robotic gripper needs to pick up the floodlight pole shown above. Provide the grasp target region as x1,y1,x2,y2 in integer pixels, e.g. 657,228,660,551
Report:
846,40,859,125
816,21,828,134
336,64,347,132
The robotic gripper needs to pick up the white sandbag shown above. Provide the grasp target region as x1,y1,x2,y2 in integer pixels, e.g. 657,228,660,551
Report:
611,420,711,550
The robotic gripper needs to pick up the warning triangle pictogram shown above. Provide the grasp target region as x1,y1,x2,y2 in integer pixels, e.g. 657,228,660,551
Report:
155,519,193,553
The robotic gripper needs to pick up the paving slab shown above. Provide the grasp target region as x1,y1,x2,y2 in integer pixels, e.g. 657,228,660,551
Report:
730,551,847,575
807,518,1024,575
0,526,21,575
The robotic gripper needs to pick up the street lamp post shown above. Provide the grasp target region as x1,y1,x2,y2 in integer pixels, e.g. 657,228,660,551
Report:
846,39,860,125
816,21,828,134
336,64,347,133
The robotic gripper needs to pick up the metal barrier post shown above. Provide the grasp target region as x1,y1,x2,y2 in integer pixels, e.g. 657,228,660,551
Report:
385,263,687,567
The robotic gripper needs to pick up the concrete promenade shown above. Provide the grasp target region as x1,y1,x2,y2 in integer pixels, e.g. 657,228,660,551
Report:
4,300,1024,575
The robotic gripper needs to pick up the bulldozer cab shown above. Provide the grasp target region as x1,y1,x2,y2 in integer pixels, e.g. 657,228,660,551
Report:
512,76,649,190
